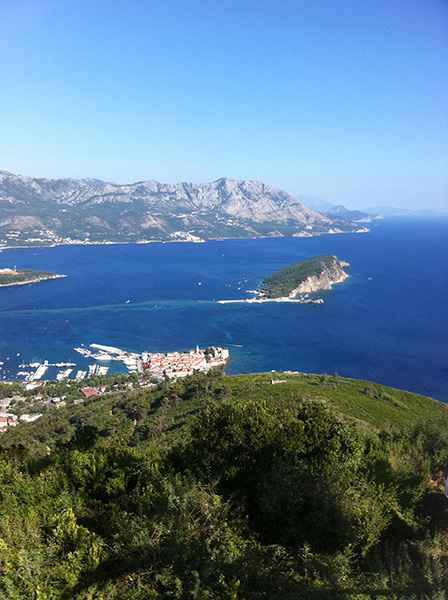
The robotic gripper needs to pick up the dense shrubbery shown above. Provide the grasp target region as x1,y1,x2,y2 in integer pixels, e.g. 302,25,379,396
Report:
0,371,447,598
261,255,343,298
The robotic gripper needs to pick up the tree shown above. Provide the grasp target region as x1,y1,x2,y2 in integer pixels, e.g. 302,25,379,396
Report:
178,399,388,555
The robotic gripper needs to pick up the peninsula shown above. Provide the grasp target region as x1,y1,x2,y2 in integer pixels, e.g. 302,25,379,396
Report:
0,268,65,287
260,255,349,299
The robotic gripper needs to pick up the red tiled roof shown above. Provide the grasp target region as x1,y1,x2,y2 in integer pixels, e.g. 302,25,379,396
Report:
79,387,99,398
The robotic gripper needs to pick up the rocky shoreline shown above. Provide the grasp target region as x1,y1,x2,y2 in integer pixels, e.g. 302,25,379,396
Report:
286,262,349,297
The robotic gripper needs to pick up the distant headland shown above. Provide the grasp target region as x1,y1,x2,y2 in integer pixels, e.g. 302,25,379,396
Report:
0,267,66,287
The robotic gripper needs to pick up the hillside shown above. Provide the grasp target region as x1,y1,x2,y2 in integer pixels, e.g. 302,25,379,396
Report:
1,371,447,599
0,170,368,246
260,254,349,298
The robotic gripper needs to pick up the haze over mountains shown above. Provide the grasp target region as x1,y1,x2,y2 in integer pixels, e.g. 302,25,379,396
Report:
301,195,448,219
0,171,366,246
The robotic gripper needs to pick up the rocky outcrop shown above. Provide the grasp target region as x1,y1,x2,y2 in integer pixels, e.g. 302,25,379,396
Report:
288,260,349,297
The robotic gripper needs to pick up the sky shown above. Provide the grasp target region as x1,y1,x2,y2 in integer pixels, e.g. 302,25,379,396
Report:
1,0,447,210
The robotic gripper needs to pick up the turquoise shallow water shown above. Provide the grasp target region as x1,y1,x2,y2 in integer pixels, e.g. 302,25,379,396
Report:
1,217,447,402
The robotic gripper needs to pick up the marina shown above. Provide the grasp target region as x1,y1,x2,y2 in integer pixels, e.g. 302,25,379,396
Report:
56,368,73,381
1,344,145,383
87,364,110,377
1,342,229,384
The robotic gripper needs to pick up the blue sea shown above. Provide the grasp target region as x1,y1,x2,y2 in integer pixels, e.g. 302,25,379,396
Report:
0,217,447,402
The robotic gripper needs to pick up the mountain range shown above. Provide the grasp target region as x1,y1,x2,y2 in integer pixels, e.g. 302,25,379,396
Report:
0,171,367,246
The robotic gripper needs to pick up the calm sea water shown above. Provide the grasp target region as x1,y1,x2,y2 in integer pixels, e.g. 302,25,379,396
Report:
0,218,447,402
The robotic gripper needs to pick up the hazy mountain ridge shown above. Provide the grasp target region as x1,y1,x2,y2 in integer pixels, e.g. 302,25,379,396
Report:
300,194,448,219
299,195,379,222
0,170,366,245
363,205,448,217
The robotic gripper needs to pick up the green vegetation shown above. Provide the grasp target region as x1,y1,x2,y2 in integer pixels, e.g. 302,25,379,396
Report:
0,269,61,286
261,255,346,298
1,371,448,598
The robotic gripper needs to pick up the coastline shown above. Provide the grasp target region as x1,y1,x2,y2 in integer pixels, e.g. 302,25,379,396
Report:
0,228,370,251
0,274,67,288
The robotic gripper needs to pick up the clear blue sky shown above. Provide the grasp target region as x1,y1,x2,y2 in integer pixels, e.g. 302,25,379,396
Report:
1,0,447,210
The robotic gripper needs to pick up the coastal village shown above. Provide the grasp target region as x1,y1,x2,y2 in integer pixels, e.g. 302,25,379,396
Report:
141,345,229,378
73,343,229,379
0,344,230,434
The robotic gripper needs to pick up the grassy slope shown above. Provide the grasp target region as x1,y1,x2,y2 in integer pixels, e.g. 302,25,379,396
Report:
2,372,446,455
228,373,447,431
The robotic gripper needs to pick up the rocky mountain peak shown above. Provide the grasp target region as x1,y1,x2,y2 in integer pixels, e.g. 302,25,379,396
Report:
0,171,368,246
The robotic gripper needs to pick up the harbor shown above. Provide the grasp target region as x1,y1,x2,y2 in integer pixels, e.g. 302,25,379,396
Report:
1,343,230,384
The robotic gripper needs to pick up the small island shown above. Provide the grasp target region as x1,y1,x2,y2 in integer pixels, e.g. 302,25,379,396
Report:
259,255,349,300
0,267,66,287
217,255,349,305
